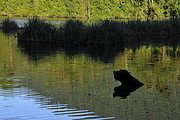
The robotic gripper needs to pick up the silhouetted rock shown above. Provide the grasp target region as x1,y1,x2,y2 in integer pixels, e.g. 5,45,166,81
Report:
113,69,143,86
113,69,144,98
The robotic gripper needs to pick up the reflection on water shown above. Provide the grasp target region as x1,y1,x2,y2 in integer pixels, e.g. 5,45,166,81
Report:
18,41,125,63
113,69,144,99
0,77,115,120
0,31,180,120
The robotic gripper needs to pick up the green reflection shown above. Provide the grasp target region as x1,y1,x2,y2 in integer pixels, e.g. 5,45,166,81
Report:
0,31,179,119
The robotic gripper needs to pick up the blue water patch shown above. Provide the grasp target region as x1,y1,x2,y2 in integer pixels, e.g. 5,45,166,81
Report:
0,80,115,120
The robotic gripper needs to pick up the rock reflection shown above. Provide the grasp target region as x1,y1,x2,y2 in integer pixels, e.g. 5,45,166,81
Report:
113,69,144,98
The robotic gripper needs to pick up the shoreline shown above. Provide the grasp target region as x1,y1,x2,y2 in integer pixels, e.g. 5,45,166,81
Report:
0,14,131,20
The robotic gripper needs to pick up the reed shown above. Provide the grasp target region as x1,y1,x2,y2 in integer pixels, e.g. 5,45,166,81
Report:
1,18,18,30
16,18,180,46
88,20,128,44
0,18,19,34
60,20,87,46
17,17,58,42
126,19,180,36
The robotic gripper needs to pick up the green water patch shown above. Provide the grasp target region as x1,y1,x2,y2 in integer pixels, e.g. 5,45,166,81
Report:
0,77,19,89
0,30,179,119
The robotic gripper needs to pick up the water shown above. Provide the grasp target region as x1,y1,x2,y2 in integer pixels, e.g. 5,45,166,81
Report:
0,30,179,120
0,17,65,28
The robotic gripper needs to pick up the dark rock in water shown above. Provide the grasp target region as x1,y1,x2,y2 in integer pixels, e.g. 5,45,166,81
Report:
113,69,144,98
113,69,143,86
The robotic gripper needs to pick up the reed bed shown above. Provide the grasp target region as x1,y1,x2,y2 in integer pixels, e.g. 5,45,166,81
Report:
0,18,19,34
17,17,59,42
1,18,18,30
1,18,179,46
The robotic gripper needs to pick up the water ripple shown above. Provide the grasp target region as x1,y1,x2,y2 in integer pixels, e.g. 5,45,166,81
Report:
0,78,115,120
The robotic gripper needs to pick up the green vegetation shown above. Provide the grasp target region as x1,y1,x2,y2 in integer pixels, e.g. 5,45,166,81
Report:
0,30,179,119
0,0,179,20
0,18,18,29
0,17,18,34
0,17,179,46
16,18,180,46
18,18,58,42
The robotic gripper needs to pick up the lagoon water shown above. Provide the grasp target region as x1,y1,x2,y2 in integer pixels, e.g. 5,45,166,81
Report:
0,30,179,120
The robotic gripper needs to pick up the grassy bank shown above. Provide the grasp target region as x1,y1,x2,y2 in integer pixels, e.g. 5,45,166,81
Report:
1,18,180,46
0,0,179,20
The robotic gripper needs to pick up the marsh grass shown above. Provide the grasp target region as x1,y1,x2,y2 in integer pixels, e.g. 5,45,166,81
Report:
60,20,87,46
0,18,19,34
127,19,180,36
18,17,58,42
87,20,128,44
15,18,180,46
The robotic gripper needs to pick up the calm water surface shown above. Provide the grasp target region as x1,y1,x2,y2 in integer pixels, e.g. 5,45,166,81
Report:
0,31,179,120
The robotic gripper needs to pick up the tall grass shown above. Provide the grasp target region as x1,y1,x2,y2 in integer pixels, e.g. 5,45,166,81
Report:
17,17,58,42
15,18,180,46
0,18,19,34
60,20,87,46
87,20,128,44
127,19,180,36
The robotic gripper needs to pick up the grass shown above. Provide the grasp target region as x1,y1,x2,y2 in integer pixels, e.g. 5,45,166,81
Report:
60,20,87,46
126,19,180,36
17,17,58,42
1,17,179,46
0,18,19,34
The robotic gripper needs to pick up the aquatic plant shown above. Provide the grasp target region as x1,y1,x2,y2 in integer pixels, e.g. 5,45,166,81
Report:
17,18,180,46
1,18,18,30
0,18,19,34
88,20,128,44
60,20,87,46
126,19,180,36
17,17,58,42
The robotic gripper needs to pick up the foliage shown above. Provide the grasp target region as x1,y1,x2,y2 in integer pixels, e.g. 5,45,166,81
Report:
1,18,18,30
15,18,180,46
0,0,179,19
0,18,19,34
17,17,58,42
61,20,87,46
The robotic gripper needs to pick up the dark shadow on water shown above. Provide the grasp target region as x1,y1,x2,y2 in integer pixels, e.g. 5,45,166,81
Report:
63,43,125,63
18,42,59,61
113,84,143,99
17,36,180,63
113,69,144,99
18,41,125,63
